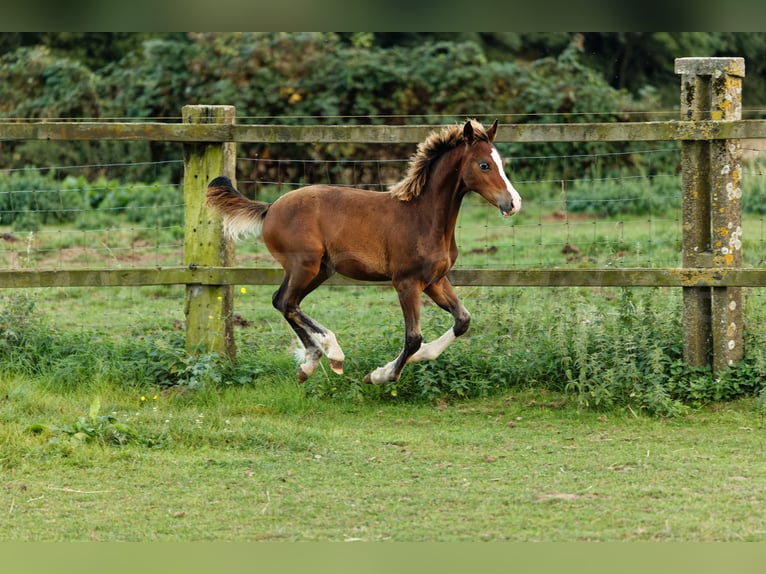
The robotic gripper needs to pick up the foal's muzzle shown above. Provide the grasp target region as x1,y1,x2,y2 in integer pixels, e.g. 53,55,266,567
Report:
498,195,521,218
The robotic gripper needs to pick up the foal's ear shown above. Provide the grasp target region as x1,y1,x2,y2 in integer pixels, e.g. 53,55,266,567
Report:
463,120,475,144
486,119,498,142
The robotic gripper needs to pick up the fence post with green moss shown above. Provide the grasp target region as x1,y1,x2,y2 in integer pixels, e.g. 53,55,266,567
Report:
182,104,236,360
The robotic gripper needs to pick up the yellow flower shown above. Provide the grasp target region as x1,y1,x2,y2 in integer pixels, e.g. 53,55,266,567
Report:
240,287,247,294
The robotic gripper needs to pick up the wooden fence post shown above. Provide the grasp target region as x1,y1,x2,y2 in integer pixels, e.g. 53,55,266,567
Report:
675,57,745,372
182,105,236,360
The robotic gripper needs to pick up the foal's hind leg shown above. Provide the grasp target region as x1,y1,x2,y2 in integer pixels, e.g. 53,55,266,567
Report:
407,276,470,364
273,262,345,382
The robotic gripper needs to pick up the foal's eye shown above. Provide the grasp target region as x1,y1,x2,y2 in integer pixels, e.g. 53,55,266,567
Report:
479,160,490,171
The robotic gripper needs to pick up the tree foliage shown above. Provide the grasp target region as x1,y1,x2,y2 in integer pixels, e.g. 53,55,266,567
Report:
0,32,763,184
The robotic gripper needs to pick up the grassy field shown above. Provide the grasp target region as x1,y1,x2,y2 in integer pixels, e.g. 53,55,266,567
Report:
2,176,766,542
1,377,764,542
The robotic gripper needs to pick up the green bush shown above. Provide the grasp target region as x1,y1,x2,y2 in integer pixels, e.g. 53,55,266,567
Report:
0,172,183,232
0,173,87,228
297,287,766,416
96,181,183,229
0,34,667,184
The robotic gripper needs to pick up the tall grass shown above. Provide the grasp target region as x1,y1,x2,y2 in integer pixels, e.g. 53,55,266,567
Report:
2,283,765,417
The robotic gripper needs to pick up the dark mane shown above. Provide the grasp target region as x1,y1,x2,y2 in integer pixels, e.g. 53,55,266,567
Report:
389,119,491,201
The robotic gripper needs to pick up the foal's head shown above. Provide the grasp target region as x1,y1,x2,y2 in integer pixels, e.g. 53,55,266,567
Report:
460,119,522,217
390,119,521,217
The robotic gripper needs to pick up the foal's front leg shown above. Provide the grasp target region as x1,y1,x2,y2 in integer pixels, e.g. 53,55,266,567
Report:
407,276,470,364
364,280,423,384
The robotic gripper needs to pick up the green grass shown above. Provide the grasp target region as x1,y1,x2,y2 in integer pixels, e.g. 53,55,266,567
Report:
1,377,764,541
3,175,766,541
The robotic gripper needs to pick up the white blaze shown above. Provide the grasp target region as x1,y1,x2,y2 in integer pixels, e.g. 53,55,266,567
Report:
491,147,522,215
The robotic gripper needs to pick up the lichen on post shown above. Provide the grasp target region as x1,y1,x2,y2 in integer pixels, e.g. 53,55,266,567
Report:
675,57,745,372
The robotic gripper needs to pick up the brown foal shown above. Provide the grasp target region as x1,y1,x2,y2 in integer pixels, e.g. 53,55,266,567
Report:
206,119,521,384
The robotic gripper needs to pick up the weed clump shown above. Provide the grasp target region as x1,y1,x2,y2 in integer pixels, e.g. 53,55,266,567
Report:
25,396,169,448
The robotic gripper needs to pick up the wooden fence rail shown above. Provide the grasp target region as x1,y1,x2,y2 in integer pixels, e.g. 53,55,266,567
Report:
3,266,766,290
0,56,760,372
3,118,766,144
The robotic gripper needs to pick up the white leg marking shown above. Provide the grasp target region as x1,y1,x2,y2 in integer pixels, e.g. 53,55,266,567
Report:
293,322,345,378
315,330,345,364
367,358,400,385
368,325,461,383
491,147,521,215
300,328,344,375
295,345,322,380
407,329,456,363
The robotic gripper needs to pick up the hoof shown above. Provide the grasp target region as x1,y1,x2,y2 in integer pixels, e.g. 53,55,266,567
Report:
364,366,400,385
363,372,391,385
329,359,344,375
297,368,310,384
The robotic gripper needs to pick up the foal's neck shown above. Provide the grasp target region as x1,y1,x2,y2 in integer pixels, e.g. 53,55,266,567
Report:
419,148,469,239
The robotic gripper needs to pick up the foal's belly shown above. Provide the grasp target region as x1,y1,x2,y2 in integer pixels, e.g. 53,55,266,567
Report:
330,252,391,282
329,249,454,285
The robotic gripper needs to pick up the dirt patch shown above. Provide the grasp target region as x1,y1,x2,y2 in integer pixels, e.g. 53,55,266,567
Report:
541,209,595,223
6,244,183,270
